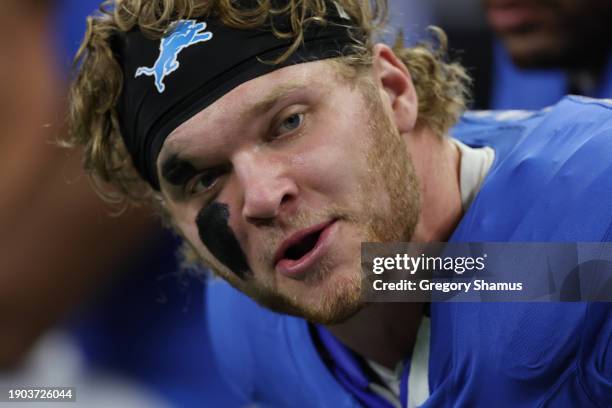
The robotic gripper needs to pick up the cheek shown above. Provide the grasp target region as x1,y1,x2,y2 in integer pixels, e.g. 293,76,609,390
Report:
195,201,250,279
301,135,370,196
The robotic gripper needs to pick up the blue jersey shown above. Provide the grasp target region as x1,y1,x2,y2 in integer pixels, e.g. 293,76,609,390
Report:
428,96,612,407
206,96,612,407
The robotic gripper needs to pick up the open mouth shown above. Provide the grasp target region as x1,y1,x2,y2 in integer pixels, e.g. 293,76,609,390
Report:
274,220,337,278
283,229,323,261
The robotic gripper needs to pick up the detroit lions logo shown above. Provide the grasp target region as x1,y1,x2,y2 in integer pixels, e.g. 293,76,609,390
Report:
135,20,213,93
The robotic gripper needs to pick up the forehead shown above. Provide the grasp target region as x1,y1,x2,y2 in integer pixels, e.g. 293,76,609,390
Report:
160,60,341,157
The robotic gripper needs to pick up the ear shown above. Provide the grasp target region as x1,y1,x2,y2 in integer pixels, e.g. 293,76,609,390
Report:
372,43,418,132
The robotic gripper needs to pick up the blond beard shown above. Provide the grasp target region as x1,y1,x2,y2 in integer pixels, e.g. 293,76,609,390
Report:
198,80,421,325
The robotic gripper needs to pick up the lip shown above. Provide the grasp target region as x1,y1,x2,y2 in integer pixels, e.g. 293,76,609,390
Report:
274,219,337,279
486,2,542,32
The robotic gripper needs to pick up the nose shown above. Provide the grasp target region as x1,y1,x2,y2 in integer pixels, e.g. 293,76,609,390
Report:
233,151,298,224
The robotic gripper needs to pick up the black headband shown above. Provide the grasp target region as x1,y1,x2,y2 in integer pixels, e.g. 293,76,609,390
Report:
114,2,363,189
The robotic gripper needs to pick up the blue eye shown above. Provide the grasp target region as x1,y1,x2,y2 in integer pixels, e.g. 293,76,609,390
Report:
276,113,304,135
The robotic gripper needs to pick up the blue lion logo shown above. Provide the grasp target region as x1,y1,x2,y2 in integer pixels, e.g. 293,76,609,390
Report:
135,20,213,93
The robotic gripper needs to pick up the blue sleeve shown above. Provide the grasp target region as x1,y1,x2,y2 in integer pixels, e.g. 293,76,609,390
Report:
205,280,256,405
205,279,359,407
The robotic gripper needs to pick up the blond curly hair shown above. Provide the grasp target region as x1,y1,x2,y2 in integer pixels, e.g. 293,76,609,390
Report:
66,0,470,209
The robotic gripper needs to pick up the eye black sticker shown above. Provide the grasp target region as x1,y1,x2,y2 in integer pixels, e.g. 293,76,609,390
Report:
196,202,250,279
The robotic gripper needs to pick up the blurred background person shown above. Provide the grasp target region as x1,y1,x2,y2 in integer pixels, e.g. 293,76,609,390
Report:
426,0,612,109
0,0,240,406
483,0,612,108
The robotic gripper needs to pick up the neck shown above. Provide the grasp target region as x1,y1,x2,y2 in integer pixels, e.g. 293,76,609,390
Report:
326,127,462,369
410,127,463,242
327,302,424,368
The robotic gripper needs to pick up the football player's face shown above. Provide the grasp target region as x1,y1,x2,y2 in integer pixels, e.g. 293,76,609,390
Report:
483,0,612,68
158,60,419,323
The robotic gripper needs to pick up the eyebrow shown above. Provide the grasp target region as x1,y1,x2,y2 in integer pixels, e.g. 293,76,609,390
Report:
160,154,197,187
249,82,308,116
